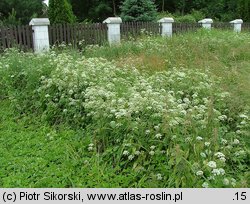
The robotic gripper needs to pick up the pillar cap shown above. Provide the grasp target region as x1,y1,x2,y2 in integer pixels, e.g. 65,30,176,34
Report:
103,17,122,24
230,19,243,24
198,18,213,24
29,18,50,26
158,17,174,23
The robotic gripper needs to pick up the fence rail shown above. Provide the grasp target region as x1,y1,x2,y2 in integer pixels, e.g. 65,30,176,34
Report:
0,25,33,51
48,23,108,47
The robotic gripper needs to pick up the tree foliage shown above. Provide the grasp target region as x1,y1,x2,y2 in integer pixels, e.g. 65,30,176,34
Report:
70,0,114,22
120,0,157,22
0,0,249,25
0,0,43,25
48,0,76,24
237,0,250,21
68,0,250,22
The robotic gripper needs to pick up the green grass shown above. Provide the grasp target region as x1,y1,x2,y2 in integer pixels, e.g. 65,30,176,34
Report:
0,30,249,187
0,100,165,187
0,100,83,187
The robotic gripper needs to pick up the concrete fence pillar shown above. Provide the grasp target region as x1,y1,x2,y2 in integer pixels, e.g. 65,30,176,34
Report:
230,19,243,33
103,17,122,45
158,17,174,37
198,18,213,29
29,18,50,53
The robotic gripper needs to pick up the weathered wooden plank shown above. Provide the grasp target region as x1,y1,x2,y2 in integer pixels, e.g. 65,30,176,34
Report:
29,26,34,50
63,23,67,43
49,25,52,45
73,24,77,46
78,23,82,45
1,28,6,49
22,26,27,47
66,24,71,45
9,26,15,47
54,24,58,44
85,24,90,44
0,27,2,48
17,26,23,47
52,25,56,45
13,26,18,45
59,24,63,43
25,25,31,49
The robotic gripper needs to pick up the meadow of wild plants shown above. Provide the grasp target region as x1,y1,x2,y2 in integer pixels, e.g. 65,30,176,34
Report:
0,30,249,188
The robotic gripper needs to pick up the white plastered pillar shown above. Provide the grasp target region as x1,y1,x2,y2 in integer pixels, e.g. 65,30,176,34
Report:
230,19,243,33
29,18,50,53
103,17,122,45
158,17,174,37
198,18,213,30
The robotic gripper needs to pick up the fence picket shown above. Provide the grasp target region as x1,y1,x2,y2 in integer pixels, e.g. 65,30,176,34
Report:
1,28,6,49
26,25,31,49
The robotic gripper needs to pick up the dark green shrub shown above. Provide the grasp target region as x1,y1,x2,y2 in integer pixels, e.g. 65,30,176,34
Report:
237,0,250,21
175,14,196,23
190,9,205,21
48,0,76,24
2,9,21,26
121,0,157,22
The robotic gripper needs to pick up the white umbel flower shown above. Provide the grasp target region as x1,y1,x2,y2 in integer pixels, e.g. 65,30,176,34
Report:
196,136,203,141
207,161,217,169
202,182,209,188
123,150,129,156
196,170,203,176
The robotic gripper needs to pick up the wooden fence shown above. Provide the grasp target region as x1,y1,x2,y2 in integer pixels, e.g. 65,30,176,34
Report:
0,25,33,51
173,23,201,34
212,22,232,30
121,22,160,39
48,23,108,47
1,22,250,51
121,22,204,39
242,23,250,32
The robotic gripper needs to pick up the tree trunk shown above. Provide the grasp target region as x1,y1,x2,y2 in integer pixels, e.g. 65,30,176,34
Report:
112,0,117,16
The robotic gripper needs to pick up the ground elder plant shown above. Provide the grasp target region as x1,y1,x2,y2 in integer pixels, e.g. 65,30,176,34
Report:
0,30,249,187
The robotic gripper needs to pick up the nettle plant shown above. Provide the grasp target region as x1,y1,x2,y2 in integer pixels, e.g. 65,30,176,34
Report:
35,53,248,187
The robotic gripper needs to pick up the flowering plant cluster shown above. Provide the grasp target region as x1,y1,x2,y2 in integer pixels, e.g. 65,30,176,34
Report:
33,53,248,187
0,30,249,187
